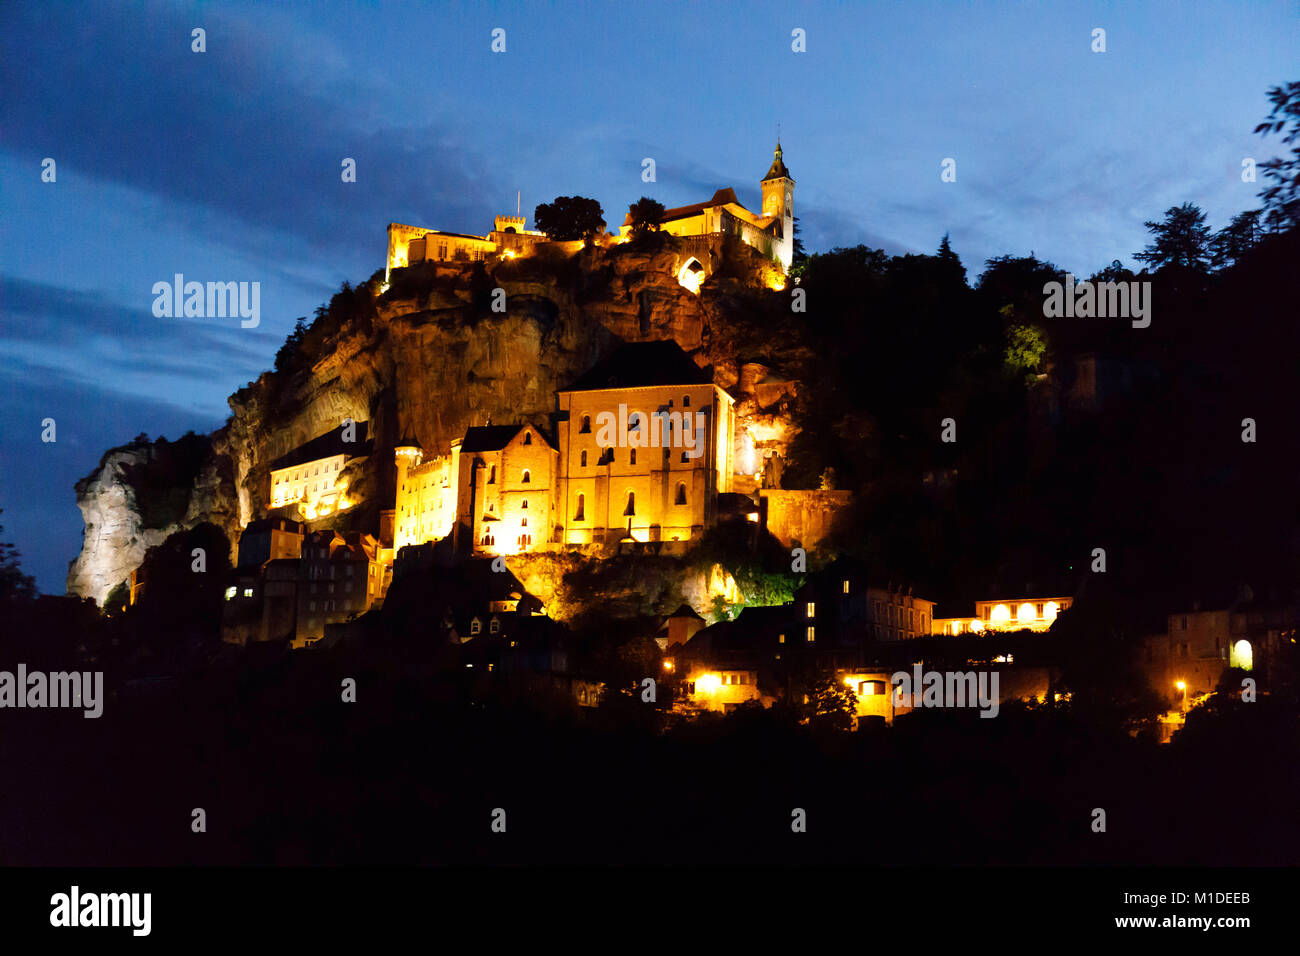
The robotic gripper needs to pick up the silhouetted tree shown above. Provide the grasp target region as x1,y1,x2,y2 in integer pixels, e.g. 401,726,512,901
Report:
534,196,606,241
1133,202,1212,271
1210,210,1263,270
626,197,665,239
0,512,37,604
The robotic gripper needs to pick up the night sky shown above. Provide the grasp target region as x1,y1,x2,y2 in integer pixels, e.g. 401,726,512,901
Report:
1,0,1295,592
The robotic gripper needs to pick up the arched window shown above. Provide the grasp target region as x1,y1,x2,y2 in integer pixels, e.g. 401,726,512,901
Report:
575,493,585,521
580,415,591,434
520,517,528,527
523,432,532,445
683,395,690,408
675,482,687,505
629,449,637,465
521,469,531,483
624,491,635,516
580,450,587,467
487,465,496,484
521,499,528,509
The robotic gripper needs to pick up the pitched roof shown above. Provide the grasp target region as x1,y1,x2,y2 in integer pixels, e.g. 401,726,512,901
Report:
566,340,713,391
268,421,371,471
460,424,552,453
762,142,792,182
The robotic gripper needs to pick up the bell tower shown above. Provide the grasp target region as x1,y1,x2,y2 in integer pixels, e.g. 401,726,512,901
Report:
760,141,795,271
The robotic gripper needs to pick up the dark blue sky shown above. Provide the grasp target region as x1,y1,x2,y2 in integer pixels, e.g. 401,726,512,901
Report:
1,0,1295,593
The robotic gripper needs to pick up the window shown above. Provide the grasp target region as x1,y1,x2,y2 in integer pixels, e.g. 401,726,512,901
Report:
471,619,482,635
806,602,815,618
778,633,785,644
224,586,236,601
345,582,352,593
481,532,495,546
624,491,635,516
488,465,496,484
520,517,528,527
517,533,532,548
490,619,500,634
523,432,532,445
681,452,689,463
309,601,316,611
806,626,815,642
580,450,587,467
521,499,528,509
628,413,641,432
683,395,690,407
522,470,531,483
629,449,636,465
580,415,591,434
575,494,585,521
243,588,254,598
675,482,687,505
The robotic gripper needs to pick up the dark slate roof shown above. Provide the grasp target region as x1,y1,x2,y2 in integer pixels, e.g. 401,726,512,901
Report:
666,603,704,621
268,421,371,471
461,424,531,453
566,340,712,391
241,517,306,536
396,435,423,450
762,142,791,181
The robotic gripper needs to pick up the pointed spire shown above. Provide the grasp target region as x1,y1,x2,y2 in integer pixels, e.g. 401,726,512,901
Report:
763,140,790,182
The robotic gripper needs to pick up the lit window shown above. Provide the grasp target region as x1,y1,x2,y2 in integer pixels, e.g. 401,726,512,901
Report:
778,633,785,644
243,588,254,598
490,619,500,634
806,626,815,642
471,619,482,635
806,602,815,618
224,586,236,601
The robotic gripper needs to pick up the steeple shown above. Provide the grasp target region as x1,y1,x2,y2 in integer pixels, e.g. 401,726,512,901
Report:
763,140,791,182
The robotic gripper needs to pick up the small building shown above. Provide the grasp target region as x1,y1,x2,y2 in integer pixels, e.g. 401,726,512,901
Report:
296,530,384,647
933,596,1073,636
267,421,371,519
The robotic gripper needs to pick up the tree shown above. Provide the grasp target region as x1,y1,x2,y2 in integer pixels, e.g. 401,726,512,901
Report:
533,196,606,241
791,216,808,266
1133,202,1212,271
274,317,308,373
1003,323,1046,378
936,232,967,286
626,197,665,239
1253,80,1300,231
0,512,37,604
1210,210,1263,270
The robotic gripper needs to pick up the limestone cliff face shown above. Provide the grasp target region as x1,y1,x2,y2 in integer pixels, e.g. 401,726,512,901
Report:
68,235,802,602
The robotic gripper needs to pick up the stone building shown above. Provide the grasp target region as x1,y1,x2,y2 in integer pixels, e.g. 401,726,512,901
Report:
932,596,1074,635
296,530,384,647
267,421,371,520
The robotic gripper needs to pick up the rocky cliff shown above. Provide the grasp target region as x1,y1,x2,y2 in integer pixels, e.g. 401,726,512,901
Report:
68,234,805,603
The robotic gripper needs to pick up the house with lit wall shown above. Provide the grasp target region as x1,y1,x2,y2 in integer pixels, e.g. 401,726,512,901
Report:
931,596,1073,636
267,421,371,520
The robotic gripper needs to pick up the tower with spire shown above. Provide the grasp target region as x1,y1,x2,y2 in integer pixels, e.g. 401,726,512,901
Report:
760,140,796,271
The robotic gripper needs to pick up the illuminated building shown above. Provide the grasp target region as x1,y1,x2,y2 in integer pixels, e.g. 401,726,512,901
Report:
267,421,370,519
554,341,735,550
932,596,1073,635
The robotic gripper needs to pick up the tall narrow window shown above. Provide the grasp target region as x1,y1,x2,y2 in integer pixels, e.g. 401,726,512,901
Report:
488,465,496,484
629,449,637,465
575,494,585,521
624,491,635,516
580,415,591,434
675,482,687,505
522,470,531,483
580,450,587,467
523,432,532,445
521,499,528,509
683,395,691,408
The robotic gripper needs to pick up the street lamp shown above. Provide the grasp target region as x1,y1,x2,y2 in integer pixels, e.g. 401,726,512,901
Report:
1175,679,1187,713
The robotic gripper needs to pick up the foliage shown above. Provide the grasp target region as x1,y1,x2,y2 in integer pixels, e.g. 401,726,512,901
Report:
1133,202,1212,271
533,195,606,241
626,196,665,239
1253,80,1300,231
1003,323,1046,377
0,511,37,604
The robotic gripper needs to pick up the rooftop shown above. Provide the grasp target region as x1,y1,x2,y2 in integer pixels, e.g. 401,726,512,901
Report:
565,340,713,391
